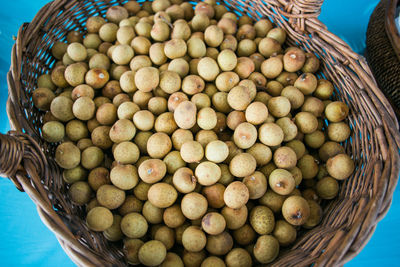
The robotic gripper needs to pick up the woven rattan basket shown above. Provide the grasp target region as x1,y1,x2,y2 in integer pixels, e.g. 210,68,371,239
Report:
1,0,400,266
366,0,400,117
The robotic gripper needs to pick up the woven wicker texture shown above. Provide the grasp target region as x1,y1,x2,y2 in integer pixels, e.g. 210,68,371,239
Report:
1,0,400,266
366,0,400,116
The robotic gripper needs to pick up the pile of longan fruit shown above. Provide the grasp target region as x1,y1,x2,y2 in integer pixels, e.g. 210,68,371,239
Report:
32,0,356,266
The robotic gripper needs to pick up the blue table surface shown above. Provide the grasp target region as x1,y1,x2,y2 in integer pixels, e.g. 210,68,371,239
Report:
1,0,399,266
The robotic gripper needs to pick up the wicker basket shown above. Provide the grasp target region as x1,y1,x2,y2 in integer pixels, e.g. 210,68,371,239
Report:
366,0,400,117
1,0,400,266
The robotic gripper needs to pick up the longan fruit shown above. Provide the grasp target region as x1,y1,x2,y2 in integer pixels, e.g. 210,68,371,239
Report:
202,183,225,208
102,80,122,99
227,110,246,130
201,212,226,235
318,141,345,162
302,96,325,117
316,176,339,199
283,47,306,72
258,37,281,57
191,93,211,109
294,73,318,95
113,141,140,164
195,161,221,186
220,34,238,51
81,146,104,170
133,110,155,131
67,42,87,62
326,153,355,180
161,252,184,267
163,204,186,228
123,239,144,266
163,150,185,174
168,92,189,112
269,169,296,195
180,141,204,163
197,107,217,130
171,129,194,150
71,96,95,121
297,154,319,179
168,58,190,78
106,5,128,23
86,206,113,231
50,95,75,122
158,71,181,94
91,126,113,149
258,122,284,146
134,67,159,92
174,100,197,129
246,143,272,166
71,84,95,101
224,181,249,209
294,111,318,134
272,220,297,247
42,121,65,143
273,146,297,169
64,63,87,87
109,119,136,143
195,2,214,18
215,72,239,92
68,181,92,205
148,182,178,208
229,153,256,177
325,101,349,122
261,56,283,79
103,214,123,242
327,122,351,142
142,200,164,224
65,119,88,141
97,184,126,210
147,132,172,158
282,195,310,225
217,49,237,71
234,57,255,79
138,240,167,267
201,257,226,267
304,130,325,149
267,96,291,118
204,25,224,47
55,142,81,169
205,140,229,163
205,231,233,256
110,164,139,190
243,171,267,199
303,200,323,229
118,195,143,216
245,101,268,125
233,122,258,149
197,57,220,82
276,117,298,142
149,43,168,65
181,192,208,220
172,166,196,192
187,37,207,58
314,79,334,100
138,159,167,183
181,226,207,253
301,52,320,73
279,86,304,110
227,85,253,111
85,68,110,89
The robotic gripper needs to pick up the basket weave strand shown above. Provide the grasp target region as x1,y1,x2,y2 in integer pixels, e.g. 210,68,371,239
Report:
1,0,399,266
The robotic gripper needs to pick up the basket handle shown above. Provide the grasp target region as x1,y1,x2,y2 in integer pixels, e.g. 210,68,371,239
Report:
0,132,29,191
276,0,324,32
